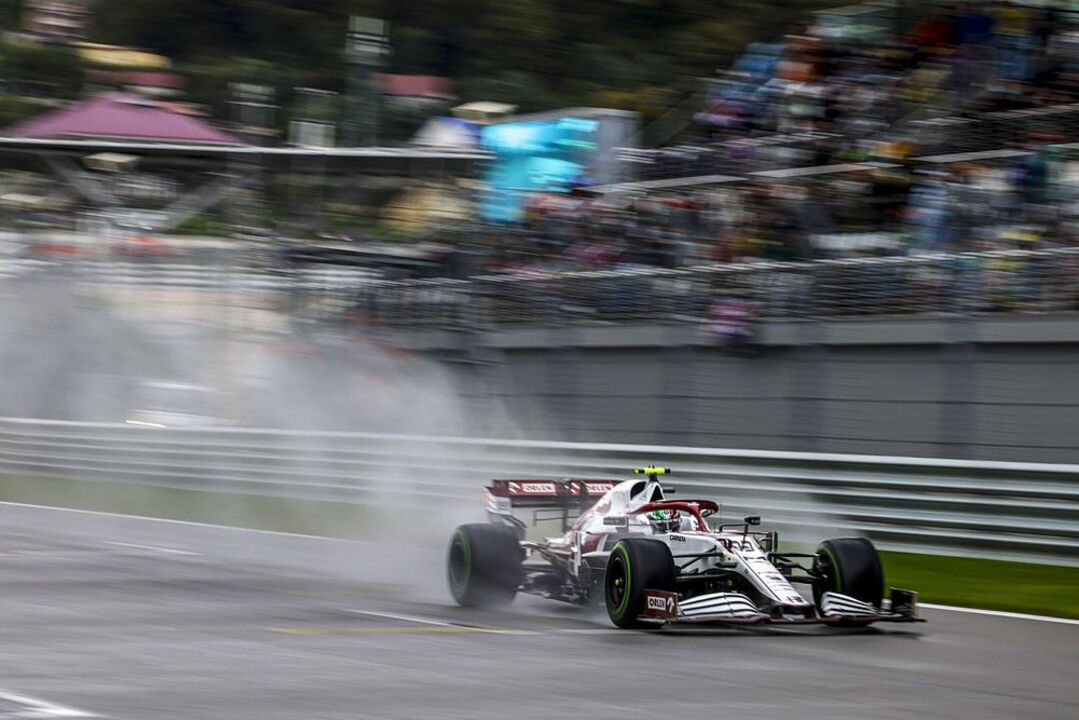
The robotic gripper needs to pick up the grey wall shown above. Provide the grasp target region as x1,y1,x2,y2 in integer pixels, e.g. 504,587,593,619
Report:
385,315,1079,463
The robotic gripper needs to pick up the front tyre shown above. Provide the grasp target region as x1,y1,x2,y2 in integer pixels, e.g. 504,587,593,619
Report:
447,523,523,607
813,537,884,609
604,538,676,628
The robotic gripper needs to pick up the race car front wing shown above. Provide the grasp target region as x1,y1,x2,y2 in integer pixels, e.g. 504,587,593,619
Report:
642,588,925,626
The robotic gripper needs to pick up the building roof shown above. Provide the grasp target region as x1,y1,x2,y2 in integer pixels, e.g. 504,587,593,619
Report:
75,42,171,69
0,137,485,177
375,74,454,100
2,92,242,145
412,116,480,148
451,101,518,123
85,70,185,90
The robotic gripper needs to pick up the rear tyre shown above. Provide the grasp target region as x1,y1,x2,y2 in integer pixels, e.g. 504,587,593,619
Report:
447,523,523,607
604,538,676,629
813,537,884,610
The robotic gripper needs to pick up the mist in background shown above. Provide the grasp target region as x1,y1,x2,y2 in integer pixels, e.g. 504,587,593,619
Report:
0,265,536,597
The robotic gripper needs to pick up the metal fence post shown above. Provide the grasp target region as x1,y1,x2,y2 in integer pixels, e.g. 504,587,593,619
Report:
789,262,825,452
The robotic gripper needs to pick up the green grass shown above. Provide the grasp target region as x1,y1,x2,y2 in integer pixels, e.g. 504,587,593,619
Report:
0,474,374,539
1,474,1075,618
882,551,1079,620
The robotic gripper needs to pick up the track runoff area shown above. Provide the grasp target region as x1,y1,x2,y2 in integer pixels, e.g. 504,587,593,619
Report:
0,502,1074,720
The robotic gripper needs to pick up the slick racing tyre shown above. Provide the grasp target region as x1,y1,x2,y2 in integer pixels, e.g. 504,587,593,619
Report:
813,537,884,610
605,538,677,629
447,523,523,607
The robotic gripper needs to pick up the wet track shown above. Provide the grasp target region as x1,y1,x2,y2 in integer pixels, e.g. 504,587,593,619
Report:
0,503,1075,720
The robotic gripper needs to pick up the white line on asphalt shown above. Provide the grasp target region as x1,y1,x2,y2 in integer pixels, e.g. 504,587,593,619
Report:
101,540,199,556
342,609,539,635
343,609,459,628
0,689,96,717
922,603,1079,626
0,501,377,545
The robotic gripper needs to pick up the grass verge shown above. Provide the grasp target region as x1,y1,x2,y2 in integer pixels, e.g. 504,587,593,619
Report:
881,551,1079,620
0,474,373,539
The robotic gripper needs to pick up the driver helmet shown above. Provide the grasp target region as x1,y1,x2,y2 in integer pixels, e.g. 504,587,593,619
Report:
648,508,680,534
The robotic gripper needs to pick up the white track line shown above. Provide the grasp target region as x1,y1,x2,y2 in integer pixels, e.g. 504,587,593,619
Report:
100,540,199,556
922,603,1079,626
0,689,96,718
343,609,538,635
343,609,459,628
0,501,377,545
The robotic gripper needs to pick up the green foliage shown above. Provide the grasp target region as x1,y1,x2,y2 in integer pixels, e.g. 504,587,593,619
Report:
88,0,837,125
0,41,82,99
173,213,230,237
0,0,19,27
0,93,40,127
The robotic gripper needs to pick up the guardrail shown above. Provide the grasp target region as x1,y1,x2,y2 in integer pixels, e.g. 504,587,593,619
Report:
909,102,1079,155
0,418,1075,565
5,248,1078,328
0,259,377,291
616,102,1079,180
617,132,836,181
353,247,1079,328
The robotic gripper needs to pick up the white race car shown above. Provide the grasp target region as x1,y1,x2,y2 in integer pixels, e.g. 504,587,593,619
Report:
447,468,922,628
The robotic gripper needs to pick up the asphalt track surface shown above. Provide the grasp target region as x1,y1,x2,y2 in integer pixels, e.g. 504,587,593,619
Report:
0,503,1075,720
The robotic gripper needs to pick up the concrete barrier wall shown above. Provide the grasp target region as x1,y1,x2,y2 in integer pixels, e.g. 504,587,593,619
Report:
388,315,1079,463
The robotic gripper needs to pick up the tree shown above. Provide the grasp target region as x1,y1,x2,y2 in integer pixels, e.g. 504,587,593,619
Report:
88,0,838,128
0,41,82,99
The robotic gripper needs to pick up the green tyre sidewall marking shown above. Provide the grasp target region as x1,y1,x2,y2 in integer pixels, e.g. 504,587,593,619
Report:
451,529,471,596
611,544,632,621
820,545,841,593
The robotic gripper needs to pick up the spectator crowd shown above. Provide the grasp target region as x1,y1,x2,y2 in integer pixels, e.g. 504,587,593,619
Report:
471,141,1075,275
468,2,1079,277
696,2,1077,148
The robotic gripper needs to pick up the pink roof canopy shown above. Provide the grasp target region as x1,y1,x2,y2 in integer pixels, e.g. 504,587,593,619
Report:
3,92,243,145
375,74,454,100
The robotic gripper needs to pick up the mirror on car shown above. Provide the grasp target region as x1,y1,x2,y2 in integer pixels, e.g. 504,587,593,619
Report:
744,516,761,526
759,530,778,554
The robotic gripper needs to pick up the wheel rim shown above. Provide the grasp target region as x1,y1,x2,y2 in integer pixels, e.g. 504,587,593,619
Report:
813,548,838,605
606,554,628,611
819,548,841,592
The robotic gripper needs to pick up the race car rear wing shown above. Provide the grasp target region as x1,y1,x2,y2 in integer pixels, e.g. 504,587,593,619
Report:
487,479,621,506
485,478,621,532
